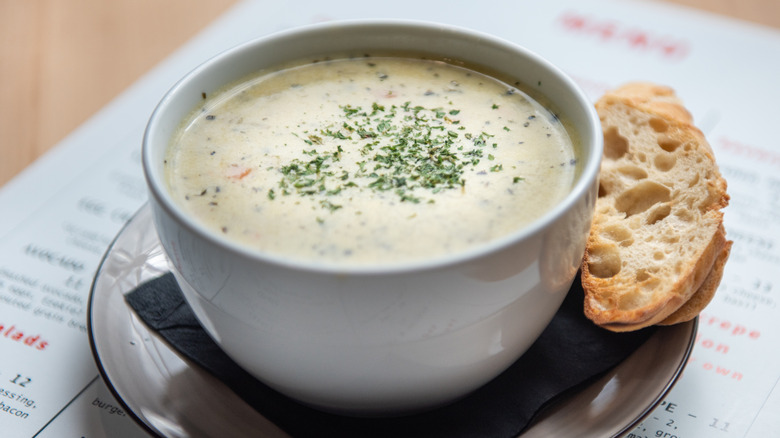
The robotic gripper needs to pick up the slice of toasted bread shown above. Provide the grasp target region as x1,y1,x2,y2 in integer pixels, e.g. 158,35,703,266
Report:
582,82,730,332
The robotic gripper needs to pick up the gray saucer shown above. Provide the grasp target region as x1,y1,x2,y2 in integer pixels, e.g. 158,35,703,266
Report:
88,204,696,437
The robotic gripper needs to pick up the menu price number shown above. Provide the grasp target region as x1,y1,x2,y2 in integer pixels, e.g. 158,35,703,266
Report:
65,275,87,293
710,418,731,433
9,373,32,388
0,372,37,421
718,274,777,312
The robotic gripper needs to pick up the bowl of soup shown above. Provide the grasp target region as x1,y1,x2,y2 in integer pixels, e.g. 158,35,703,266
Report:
142,19,602,416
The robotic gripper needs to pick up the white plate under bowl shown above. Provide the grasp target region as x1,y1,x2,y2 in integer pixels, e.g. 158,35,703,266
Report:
87,204,696,437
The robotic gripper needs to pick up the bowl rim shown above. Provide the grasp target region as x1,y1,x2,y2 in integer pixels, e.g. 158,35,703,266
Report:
142,18,603,275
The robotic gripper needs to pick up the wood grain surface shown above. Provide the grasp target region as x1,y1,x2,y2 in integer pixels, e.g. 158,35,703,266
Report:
1,0,778,186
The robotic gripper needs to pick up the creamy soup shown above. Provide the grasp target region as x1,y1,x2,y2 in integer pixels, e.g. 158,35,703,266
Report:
164,55,578,265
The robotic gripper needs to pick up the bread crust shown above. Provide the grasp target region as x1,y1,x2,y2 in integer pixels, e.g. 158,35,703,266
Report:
659,239,732,325
582,82,731,332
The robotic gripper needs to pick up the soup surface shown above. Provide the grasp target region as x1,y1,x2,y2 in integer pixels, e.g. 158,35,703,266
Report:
164,55,578,265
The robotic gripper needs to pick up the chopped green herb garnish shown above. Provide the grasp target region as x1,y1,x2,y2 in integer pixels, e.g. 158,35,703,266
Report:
269,102,506,214
320,200,343,212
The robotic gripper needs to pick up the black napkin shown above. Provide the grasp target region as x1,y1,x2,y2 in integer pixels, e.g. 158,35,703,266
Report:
125,273,654,437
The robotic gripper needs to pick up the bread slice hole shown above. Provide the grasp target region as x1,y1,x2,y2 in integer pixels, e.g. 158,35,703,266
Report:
600,223,634,246
618,165,648,180
640,277,661,293
687,173,700,188
646,203,672,225
653,153,676,171
675,209,693,222
615,181,672,217
649,117,669,133
665,234,681,244
598,182,608,197
617,280,658,308
604,127,629,159
587,244,622,278
658,137,682,152
636,269,650,282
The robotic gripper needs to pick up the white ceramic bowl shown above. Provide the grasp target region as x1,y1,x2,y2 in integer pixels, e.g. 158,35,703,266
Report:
142,19,602,416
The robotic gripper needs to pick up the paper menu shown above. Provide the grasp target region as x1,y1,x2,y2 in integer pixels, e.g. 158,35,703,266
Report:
1,0,778,436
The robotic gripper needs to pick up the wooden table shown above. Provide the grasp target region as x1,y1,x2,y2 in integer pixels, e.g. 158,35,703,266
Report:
2,0,778,187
